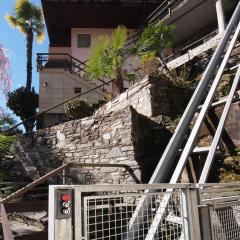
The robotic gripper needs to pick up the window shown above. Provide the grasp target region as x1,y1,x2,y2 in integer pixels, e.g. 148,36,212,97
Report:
74,87,82,94
77,34,91,48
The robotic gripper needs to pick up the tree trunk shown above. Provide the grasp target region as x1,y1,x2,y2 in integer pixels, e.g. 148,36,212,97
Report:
157,52,175,82
112,67,124,96
26,29,33,91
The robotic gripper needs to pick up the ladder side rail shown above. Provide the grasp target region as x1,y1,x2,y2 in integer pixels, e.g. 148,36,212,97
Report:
144,19,240,240
127,2,240,236
149,1,240,186
199,66,240,184
170,20,240,184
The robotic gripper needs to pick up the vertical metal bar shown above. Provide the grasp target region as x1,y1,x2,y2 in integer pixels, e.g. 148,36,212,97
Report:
181,188,191,240
74,188,82,240
62,169,66,185
0,204,14,240
199,66,240,184
48,185,56,240
198,205,213,240
187,187,201,240
84,197,88,240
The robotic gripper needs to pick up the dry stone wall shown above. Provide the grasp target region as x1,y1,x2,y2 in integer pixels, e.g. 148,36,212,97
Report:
19,107,140,184
15,76,192,184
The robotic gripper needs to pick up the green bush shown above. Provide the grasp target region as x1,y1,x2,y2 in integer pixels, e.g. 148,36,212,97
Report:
64,99,93,120
7,87,38,132
64,98,109,120
140,52,159,76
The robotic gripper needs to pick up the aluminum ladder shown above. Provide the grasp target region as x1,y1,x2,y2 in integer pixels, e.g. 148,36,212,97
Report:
127,2,240,239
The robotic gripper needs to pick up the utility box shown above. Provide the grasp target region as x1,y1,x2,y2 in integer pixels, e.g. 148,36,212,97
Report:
55,188,72,219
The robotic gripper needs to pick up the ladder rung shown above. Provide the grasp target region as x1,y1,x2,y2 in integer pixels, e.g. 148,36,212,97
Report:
192,146,220,153
178,146,219,154
193,146,211,153
178,146,215,153
198,93,239,110
230,63,240,70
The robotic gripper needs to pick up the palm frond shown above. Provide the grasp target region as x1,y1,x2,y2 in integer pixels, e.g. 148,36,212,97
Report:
36,31,45,43
4,14,18,28
86,35,112,79
111,25,127,52
6,0,45,41
0,134,16,154
32,5,44,22
15,0,34,20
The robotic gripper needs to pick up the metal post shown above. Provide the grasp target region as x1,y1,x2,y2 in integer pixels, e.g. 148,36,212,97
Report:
48,186,73,240
62,168,66,185
181,188,191,240
198,205,213,240
186,187,201,240
74,188,83,240
216,0,226,35
0,204,14,240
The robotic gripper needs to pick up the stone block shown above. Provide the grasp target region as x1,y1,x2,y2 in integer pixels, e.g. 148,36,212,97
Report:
107,147,125,158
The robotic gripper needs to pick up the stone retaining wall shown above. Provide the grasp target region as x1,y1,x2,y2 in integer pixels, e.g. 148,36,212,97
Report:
14,76,192,184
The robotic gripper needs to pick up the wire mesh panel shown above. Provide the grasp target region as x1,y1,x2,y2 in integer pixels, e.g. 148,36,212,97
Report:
199,184,240,240
83,190,185,240
210,204,240,240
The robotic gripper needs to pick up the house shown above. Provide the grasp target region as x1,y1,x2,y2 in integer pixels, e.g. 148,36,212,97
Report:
37,0,237,128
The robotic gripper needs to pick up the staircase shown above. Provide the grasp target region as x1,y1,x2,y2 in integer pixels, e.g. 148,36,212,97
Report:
37,53,109,91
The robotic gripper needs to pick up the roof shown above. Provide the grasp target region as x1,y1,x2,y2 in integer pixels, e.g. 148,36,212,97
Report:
41,0,159,47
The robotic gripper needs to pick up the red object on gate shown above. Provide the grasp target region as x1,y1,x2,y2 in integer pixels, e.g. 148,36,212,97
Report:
61,194,71,202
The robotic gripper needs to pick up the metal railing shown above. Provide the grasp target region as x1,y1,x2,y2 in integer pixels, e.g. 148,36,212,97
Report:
37,53,86,76
147,0,186,24
0,162,139,204
49,183,240,240
6,78,114,133
163,30,218,63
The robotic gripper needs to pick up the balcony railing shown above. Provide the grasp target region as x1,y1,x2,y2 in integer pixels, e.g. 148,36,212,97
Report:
37,53,87,77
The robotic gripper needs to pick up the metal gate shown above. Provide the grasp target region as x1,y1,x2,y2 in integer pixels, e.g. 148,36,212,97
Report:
48,183,240,240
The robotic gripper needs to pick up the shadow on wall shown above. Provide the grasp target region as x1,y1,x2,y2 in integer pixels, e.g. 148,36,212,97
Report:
147,76,193,118
131,107,172,183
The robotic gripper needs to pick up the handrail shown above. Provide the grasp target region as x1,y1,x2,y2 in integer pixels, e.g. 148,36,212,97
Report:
0,162,140,204
163,30,218,62
7,78,115,133
147,0,185,24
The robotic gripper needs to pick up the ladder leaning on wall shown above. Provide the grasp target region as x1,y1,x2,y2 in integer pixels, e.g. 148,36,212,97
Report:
127,2,240,239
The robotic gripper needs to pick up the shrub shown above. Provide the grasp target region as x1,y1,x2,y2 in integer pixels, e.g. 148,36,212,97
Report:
140,52,159,76
64,98,109,120
64,99,93,120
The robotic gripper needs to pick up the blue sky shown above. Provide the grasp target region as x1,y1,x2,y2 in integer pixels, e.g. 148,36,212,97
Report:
0,0,49,111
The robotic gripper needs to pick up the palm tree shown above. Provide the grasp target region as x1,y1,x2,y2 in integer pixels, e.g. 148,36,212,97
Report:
134,21,175,79
86,26,130,95
5,0,45,90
